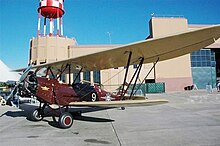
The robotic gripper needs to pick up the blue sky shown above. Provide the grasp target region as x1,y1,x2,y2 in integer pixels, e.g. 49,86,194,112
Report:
0,0,220,69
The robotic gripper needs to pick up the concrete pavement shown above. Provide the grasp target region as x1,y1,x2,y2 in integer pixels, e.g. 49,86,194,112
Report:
0,90,220,146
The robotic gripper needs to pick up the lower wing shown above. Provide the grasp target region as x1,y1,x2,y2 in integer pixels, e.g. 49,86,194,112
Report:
68,99,168,107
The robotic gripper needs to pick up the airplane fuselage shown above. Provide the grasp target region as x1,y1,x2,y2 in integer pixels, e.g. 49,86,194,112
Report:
35,77,121,106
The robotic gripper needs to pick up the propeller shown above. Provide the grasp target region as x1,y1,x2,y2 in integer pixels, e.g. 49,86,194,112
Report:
6,65,33,106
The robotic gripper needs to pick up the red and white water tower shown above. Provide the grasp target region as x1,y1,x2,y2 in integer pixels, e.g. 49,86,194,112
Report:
37,0,65,37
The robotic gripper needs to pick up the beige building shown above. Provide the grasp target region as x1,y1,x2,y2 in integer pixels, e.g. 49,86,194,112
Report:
29,17,218,92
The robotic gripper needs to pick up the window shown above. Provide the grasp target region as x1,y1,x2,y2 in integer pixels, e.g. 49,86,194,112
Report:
83,71,91,82
201,50,206,56
60,74,65,82
93,71,101,84
191,49,215,67
191,56,196,62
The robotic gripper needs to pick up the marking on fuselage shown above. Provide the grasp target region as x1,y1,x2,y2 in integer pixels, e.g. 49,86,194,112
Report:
41,86,50,91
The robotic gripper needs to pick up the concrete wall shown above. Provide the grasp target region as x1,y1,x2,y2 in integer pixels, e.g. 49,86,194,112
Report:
30,36,75,65
150,17,193,91
150,17,188,37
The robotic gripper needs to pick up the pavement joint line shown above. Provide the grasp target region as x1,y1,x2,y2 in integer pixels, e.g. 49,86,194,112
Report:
106,110,122,146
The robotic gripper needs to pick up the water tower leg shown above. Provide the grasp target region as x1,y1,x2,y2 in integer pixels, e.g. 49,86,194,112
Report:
37,12,41,37
60,17,63,36
43,17,46,36
57,18,60,36
49,18,53,36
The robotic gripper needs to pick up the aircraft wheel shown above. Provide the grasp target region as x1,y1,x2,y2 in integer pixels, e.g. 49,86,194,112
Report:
91,92,98,102
31,109,43,121
59,112,73,129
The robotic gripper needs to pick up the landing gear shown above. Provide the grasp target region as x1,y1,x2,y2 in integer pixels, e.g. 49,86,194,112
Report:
30,102,75,129
31,102,46,121
58,112,73,129
31,108,43,121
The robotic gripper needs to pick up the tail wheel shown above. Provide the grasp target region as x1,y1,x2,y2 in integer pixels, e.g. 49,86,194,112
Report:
91,92,98,102
59,112,73,129
31,109,43,121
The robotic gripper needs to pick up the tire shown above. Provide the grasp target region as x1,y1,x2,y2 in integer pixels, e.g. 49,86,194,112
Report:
91,92,98,102
59,112,73,129
31,109,43,121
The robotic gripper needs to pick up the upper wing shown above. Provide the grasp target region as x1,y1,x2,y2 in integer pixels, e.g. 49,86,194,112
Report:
16,25,220,72
68,99,168,107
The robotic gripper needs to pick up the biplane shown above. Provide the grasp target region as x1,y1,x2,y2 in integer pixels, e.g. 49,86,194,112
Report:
7,24,220,128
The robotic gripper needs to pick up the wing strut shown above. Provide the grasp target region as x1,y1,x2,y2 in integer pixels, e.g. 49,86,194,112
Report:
68,64,71,85
44,67,56,78
129,57,144,99
121,57,144,100
57,64,69,80
121,51,132,97
72,68,83,85
134,58,159,95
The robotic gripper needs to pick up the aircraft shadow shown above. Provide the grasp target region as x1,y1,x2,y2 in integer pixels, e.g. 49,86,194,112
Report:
0,111,26,118
42,115,115,129
74,115,114,123
0,103,37,118
69,106,114,114
1,104,115,129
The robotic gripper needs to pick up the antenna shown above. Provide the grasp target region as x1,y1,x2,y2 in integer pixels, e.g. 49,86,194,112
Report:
107,32,112,44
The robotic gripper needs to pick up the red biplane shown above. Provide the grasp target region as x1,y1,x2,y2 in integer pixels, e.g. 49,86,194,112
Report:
7,24,220,128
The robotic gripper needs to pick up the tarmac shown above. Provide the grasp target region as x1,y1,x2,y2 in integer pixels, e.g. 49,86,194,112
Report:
0,90,220,146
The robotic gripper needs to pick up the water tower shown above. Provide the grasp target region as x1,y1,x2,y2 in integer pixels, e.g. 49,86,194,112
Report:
37,0,65,37
30,0,76,66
